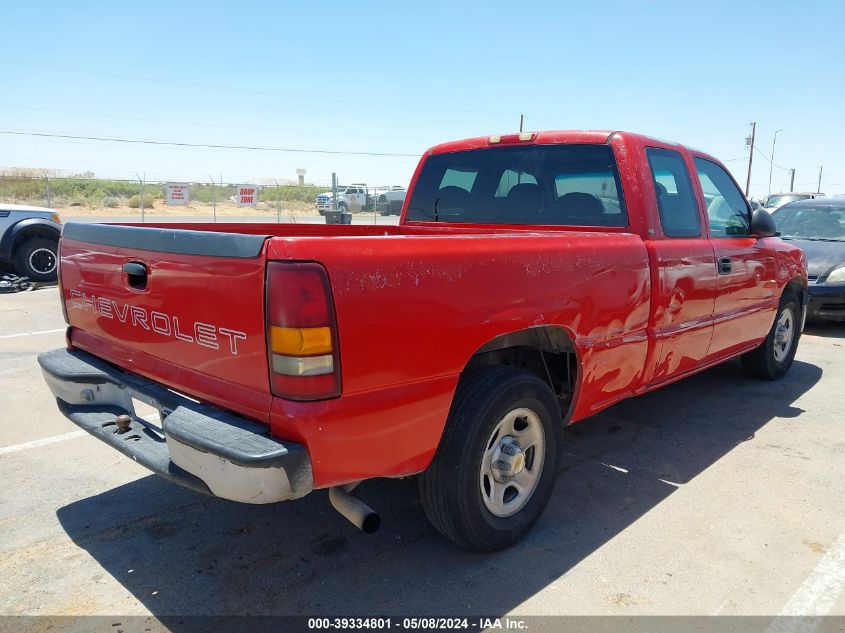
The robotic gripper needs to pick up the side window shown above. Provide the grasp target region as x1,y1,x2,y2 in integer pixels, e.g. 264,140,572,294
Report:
693,158,751,237
646,148,701,238
439,168,477,193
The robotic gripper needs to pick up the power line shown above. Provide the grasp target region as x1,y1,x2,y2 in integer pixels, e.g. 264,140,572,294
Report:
0,104,430,143
753,146,789,171
0,130,421,157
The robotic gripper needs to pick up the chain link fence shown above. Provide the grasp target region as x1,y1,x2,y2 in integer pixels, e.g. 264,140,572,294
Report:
0,171,404,224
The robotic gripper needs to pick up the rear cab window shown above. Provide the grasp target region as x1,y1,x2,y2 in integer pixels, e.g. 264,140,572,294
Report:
406,144,627,227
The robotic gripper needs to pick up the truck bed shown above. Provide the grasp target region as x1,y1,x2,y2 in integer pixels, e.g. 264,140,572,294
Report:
61,221,651,444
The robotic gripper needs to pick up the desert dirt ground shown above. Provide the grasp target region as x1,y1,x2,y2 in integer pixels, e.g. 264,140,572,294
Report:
53,200,324,219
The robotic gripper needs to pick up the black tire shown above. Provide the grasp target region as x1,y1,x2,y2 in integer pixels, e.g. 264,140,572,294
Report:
741,290,801,380
14,236,58,282
419,365,562,551
338,203,349,214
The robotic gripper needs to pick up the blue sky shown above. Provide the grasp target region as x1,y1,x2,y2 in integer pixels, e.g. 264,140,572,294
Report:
1,0,843,197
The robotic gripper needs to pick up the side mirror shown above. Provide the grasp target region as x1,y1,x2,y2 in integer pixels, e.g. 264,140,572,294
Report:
750,208,778,238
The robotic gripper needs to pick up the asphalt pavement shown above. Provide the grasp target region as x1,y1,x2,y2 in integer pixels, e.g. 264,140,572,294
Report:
1,288,844,630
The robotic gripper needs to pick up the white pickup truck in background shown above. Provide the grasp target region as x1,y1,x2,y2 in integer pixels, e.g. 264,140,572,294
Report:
315,184,366,215
314,184,406,215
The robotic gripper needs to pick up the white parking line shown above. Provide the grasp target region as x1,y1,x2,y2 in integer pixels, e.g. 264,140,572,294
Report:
0,430,87,455
0,328,65,340
768,530,845,632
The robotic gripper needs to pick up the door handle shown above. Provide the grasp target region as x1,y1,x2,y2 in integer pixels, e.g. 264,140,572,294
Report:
123,261,148,289
717,257,732,274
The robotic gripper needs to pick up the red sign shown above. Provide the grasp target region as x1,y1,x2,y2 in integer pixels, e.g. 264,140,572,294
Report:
236,185,258,206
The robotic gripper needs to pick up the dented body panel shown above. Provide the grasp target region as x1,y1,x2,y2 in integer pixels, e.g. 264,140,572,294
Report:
48,130,807,491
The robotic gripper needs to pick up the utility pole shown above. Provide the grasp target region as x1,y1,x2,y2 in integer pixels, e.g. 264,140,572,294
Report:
519,114,524,133
745,122,756,197
769,130,783,195
817,166,823,194
767,129,783,197
789,169,795,192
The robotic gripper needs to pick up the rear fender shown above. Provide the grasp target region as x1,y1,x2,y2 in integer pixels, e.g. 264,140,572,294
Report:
461,324,582,422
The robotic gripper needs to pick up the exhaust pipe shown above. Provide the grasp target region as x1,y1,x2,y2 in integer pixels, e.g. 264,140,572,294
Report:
329,484,380,534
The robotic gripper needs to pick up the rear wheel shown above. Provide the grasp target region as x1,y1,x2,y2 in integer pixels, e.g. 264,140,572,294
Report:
741,290,801,379
15,236,58,282
419,366,562,550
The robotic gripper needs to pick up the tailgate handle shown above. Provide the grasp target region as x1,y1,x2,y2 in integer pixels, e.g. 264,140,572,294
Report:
123,262,148,290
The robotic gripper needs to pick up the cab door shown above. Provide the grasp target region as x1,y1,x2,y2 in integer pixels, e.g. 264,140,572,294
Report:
644,147,717,384
691,157,778,360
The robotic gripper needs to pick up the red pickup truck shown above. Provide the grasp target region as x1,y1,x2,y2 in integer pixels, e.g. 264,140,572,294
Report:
39,130,807,550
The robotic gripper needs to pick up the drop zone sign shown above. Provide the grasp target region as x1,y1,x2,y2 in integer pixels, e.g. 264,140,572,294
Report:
236,185,259,206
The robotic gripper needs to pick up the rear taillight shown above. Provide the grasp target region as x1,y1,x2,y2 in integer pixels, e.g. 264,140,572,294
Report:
266,262,341,401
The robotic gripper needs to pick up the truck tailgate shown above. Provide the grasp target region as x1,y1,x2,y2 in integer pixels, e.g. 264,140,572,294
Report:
59,223,273,422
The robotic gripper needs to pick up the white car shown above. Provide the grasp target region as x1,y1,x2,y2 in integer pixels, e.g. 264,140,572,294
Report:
0,203,62,282
376,186,407,216
763,192,826,213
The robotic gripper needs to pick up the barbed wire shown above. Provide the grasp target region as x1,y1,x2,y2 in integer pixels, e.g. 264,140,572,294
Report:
0,173,404,190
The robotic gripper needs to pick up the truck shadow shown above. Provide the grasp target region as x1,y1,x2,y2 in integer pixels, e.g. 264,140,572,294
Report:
804,322,845,339
56,359,821,621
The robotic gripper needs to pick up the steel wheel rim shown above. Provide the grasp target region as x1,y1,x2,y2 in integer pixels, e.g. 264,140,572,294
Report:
773,306,795,363
29,248,56,275
479,407,545,518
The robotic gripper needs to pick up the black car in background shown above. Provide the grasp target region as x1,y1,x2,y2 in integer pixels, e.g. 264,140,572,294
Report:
772,199,845,322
